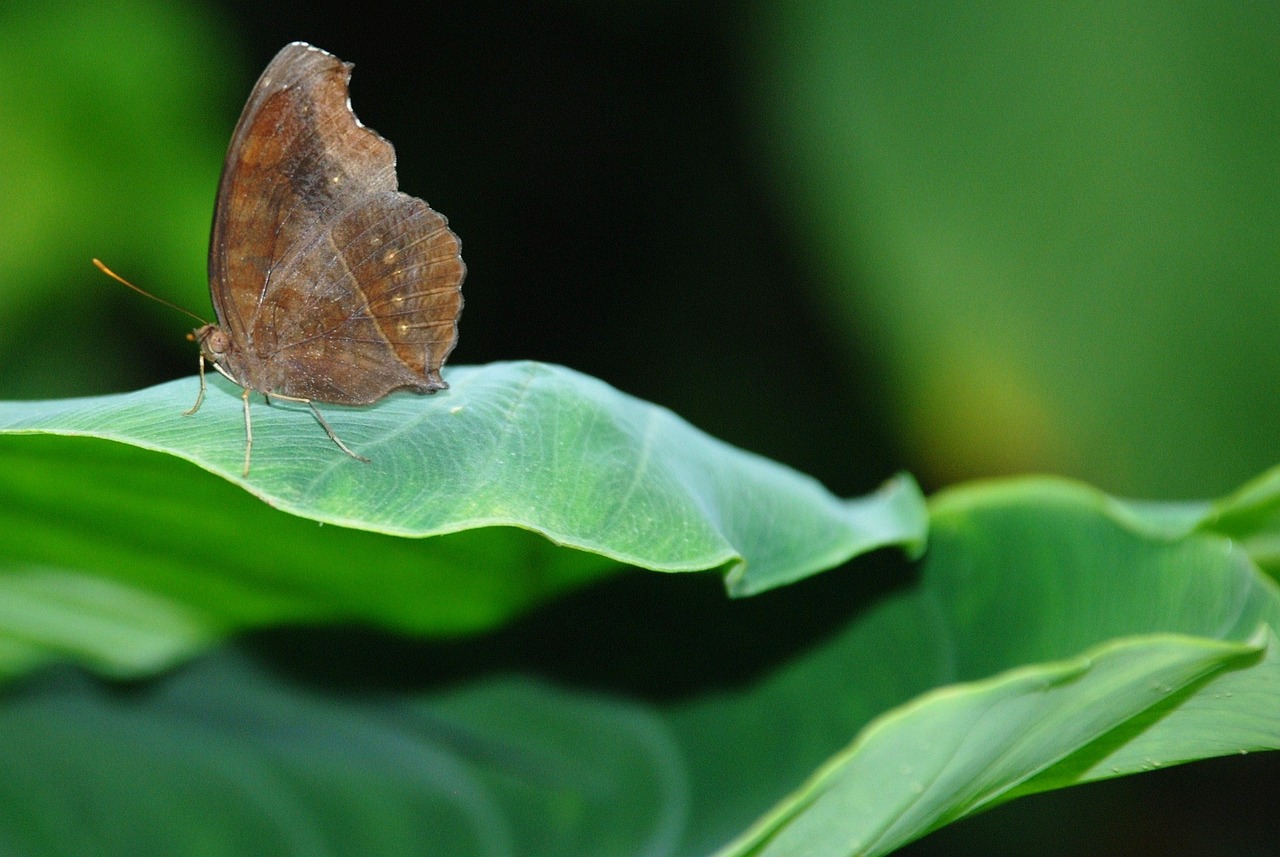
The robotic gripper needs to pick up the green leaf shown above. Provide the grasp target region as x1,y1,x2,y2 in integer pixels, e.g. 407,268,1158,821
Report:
1195,463,1280,577
692,478,1280,856
2,476,1277,856
0,656,690,857
713,634,1270,857
0,361,926,677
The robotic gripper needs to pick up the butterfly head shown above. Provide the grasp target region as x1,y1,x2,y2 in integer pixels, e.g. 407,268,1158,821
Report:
191,324,232,365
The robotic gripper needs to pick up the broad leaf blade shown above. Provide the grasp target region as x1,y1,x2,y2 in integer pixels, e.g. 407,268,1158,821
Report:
691,478,1280,857
0,362,925,584
1,478,1278,855
0,362,926,677
712,634,1268,857
0,657,690,857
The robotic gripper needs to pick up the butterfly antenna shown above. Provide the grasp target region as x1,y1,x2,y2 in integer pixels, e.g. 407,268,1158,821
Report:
92,259,211,326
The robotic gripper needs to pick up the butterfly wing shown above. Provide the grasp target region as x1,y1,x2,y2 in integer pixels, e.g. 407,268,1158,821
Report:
207,42,464,404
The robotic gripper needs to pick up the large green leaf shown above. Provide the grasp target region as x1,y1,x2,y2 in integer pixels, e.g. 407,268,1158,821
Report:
0,657,689,857
2,477,1276,856
0,361,926,678
688,479,1280,856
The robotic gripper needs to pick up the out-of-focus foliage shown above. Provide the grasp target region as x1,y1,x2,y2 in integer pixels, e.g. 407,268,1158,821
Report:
0,0,234,398
749,1,1280,497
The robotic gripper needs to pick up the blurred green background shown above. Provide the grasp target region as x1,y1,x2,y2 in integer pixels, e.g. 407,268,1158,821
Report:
2,0,1279,852
4,0,1280,503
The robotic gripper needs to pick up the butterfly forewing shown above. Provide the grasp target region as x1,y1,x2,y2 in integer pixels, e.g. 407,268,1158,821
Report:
206,41,463,405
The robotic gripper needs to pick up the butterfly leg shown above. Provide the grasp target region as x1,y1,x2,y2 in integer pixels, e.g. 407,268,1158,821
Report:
306,401,371,464
184,354,208,416
241,386,253,476
262,392,370,464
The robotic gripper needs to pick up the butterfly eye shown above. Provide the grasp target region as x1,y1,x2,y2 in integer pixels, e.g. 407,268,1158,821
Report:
207,329,231,357
193,325,230,359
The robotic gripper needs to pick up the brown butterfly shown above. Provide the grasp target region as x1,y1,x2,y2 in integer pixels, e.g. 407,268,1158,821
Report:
100,42,464,476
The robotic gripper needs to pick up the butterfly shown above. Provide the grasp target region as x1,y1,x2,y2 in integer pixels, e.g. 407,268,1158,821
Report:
102,42,464,476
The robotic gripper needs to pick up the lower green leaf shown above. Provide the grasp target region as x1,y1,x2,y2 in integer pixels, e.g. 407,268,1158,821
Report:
1,477,1277,855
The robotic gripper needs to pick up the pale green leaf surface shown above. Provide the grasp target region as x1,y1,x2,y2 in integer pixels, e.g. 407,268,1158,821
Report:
0,362,924,584
0,361,925,677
